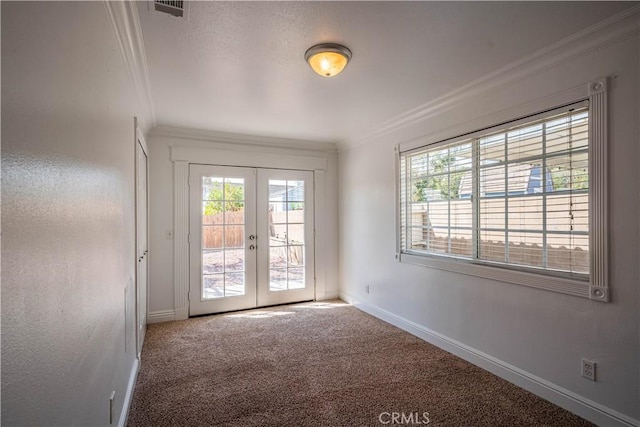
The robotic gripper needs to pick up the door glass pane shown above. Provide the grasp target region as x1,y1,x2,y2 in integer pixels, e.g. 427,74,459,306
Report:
225,202,244,224
269,268,287,291
287,181,305,202
287,268,305,289
268,179,306,291
201,176,246,299
203,250,224,273
202,177,223,200
225,272,245,297
269,180,287,201
202,226,223,249
287,223,304,245
203,274,224,299
224,226,244,248
225,248,244,272
287,246,304,267
269,247,287,269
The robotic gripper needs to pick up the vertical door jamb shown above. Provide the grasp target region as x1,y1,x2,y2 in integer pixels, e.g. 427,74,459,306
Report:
134,119,149,358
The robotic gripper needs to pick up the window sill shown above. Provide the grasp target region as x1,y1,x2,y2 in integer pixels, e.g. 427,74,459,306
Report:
398,252,608,302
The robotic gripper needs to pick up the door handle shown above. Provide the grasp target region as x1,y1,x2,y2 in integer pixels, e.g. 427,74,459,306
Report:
249,245,256,250
249,235,256,240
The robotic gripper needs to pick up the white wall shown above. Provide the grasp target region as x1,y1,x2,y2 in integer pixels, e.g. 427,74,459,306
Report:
2,2,146,425
147,130,339,319
339,19,639,427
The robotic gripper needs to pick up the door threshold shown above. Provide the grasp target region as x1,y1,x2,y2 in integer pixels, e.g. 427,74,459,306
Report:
189,299,315,319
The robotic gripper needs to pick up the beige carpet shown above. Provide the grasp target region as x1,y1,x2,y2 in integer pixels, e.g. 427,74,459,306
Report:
127,301,593,427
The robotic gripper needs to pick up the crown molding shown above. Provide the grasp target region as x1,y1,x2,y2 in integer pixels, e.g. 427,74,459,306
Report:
104,0,156,133
341,4,640,152
150,125,338,154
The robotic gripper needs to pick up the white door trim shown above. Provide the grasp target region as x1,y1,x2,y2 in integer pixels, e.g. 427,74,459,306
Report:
171,145,327,171
134,119,149,357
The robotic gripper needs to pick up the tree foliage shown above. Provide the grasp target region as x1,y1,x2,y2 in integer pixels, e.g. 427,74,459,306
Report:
204,183,244,215
413,153,463,201
550,167,588,191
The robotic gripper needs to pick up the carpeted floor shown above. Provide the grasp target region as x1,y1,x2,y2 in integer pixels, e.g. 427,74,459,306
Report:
127,301,594,427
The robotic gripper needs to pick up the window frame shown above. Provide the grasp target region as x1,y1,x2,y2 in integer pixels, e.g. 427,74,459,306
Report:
395,78,609,302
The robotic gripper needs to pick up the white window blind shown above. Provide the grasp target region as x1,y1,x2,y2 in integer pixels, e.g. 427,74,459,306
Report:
400,102,591,281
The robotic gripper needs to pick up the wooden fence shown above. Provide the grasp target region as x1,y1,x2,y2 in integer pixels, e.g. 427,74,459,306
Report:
202,209,305,250
410,194,589,273
203,211,244,249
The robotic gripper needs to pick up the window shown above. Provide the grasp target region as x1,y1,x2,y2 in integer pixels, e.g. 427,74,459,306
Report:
397,80,609,301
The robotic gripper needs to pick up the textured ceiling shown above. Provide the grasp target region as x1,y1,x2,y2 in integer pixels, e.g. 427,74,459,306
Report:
137,1,631,147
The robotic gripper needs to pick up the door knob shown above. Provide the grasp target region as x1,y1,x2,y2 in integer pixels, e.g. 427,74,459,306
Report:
249,245,256,250
249,235,256,240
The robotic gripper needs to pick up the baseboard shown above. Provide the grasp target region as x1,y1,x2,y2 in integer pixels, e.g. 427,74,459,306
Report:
147,309,175,324
118,357,139,427
340,292,639,427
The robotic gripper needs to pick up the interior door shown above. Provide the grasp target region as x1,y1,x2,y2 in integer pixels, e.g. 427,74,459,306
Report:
135,136,148,357
257,169,315,306
189,165,257,315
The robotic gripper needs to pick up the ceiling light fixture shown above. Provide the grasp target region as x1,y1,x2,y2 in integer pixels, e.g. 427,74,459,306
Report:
304,43,352,78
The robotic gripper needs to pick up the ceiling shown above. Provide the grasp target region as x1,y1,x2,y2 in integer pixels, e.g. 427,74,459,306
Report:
137,1,632,147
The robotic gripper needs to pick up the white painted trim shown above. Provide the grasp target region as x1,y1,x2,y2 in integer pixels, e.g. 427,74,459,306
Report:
118,358,139,427
314,169,327,300
147,309,176,324
136,125,150,157
342,4,639,152
151,125,337,154
175,307,189,321
134,119,150,359
104,0,156,133
400,253,591,299
173,161,190,321
587,78,609,301
170,146,327,171
340,293,639,427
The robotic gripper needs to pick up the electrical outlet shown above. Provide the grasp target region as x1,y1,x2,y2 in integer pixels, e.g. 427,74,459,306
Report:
365,285,370,294
581,358,596,381
109,391,115,424
165,230,174,239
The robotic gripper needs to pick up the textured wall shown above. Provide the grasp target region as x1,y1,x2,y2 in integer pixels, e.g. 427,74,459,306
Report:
339,29,639,423
2,2,142,425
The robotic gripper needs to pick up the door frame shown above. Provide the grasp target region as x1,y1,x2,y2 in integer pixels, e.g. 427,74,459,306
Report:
134,120,149,357
171,145,328,320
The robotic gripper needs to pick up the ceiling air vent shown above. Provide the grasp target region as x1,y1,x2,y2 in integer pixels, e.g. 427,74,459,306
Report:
153,0,187,18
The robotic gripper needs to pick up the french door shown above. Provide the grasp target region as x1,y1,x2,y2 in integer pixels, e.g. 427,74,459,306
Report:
189,165,314,316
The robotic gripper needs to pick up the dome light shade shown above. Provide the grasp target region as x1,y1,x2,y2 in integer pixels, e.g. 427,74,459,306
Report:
305,43,352,78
